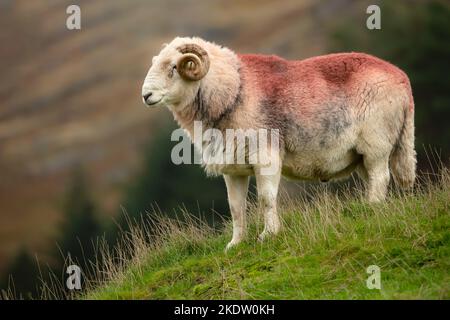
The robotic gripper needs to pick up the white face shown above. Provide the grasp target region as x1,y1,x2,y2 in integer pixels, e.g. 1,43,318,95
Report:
141,46,200,110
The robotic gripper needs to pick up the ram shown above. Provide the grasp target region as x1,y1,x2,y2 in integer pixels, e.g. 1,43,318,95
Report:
142,37,416,250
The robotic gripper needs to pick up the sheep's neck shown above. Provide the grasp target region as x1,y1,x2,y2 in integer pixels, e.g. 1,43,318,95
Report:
172,73,242,139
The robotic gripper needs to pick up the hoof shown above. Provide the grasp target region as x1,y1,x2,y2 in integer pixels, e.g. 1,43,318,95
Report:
225,240,240,252
258,221,281,242
258,230,277,242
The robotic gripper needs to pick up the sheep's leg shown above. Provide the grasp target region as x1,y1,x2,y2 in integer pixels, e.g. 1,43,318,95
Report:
364,157,390,202
356,163,369,182
255,168,281,241
224,174,250,250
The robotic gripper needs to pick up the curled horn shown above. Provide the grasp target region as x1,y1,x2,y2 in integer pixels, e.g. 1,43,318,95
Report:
176,44,210,81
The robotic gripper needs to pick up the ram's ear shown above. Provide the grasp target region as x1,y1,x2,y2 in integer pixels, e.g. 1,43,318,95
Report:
176,44,210,81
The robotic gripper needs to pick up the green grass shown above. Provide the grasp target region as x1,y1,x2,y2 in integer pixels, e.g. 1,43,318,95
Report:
86,171,449,300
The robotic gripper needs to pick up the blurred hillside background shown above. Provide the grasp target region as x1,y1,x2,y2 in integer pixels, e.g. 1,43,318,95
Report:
0,0,448,298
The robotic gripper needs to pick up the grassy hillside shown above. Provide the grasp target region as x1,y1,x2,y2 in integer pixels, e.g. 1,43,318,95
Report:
84,169,450,300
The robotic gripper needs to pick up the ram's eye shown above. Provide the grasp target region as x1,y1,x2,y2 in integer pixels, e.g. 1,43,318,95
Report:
168,65,176,78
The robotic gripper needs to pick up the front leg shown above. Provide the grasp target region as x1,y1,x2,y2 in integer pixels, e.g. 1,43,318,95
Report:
255,167,281,241
223,174,250,250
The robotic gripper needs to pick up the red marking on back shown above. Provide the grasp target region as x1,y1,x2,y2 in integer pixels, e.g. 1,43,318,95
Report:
238,52,414,112
239,54,289,97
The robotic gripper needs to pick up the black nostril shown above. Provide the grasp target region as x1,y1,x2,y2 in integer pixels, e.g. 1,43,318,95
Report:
143,92,153,101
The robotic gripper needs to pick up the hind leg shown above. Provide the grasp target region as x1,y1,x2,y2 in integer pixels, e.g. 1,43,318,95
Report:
356,164,369,182
363,156,390,202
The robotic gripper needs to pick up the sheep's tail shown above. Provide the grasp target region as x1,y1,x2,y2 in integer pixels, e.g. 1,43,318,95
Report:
389,91,416,189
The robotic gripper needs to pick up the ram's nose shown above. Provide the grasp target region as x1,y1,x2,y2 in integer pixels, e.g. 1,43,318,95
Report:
142,92,153,104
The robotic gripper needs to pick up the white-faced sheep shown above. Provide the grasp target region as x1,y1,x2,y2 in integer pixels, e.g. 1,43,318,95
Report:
142,37,416,250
